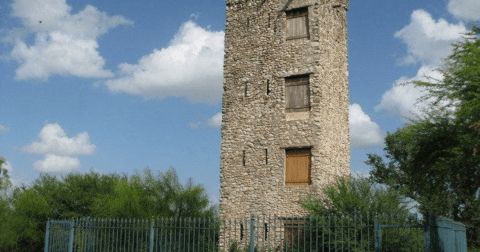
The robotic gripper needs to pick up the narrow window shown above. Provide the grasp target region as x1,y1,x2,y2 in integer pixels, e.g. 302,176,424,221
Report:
264,223,268,240
268,15,271,28
244,83,248,97
285,75,310,112
242,150,246,166
266,80,270,95
286,7,309,40
247,17,250,28
240,224,244,240
285,148,311,185
265,149,268,165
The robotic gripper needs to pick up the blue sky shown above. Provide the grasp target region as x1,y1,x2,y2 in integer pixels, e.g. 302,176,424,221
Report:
0,0,479,203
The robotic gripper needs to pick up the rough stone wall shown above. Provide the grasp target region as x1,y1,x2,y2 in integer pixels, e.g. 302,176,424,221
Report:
220,0,350,220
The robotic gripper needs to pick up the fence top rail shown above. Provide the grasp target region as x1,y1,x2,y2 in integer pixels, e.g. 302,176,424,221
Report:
47,212,425,225
428,215,466,229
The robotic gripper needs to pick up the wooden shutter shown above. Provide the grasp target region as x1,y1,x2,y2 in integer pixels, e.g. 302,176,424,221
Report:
286,149,311,185
286,8,308,39
285,75,310,112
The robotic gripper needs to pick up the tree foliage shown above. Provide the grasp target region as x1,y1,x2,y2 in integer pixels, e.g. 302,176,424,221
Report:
0,157,12,191
366,27,480,247
300,176,420,252
301,176,412,217
0,167,215,252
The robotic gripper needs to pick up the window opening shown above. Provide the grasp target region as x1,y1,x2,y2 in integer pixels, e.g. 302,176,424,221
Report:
264,223,268,240
266,80,270,95
286,7,309,40
265,149,268,165
285,75,310,112
242,150,246,166
244,83,248,97
285,148,311,185
240,224,244,240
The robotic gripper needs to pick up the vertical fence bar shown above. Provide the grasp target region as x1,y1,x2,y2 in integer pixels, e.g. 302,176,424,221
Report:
424,213,432,252
107,219,111,252
250,216,255,252
44,221,50,252
68,220,74,252
334,215,337,251
149,219,154,252
374,215,381,252
115,219,120,252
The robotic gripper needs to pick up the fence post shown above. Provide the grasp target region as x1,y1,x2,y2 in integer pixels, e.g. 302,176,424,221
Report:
149,219,155,252
44,221,50,252
68,220,74,252
424,213,432,252
250,216,255,252
374,215,382,252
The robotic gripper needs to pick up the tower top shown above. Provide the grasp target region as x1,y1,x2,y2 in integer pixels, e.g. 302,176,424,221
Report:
225,0,349,10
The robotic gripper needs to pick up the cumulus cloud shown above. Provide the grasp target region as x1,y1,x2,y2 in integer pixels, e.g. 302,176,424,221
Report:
33,155,80,173
205,112,222,128
448,0,480,21
0,125,9,134
22,123,95,173
7,0,132,80
394,10,467,66
189,112,222,129
22,123,95,156
377,8,467,120
349,104,383,148
106,21,225,104
375,66,443,119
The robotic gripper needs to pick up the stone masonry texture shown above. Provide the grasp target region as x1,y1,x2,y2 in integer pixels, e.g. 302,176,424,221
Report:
220,0,350,219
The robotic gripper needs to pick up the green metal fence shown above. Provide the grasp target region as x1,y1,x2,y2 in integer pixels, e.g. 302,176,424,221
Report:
424,214,467,252
44,213,466,252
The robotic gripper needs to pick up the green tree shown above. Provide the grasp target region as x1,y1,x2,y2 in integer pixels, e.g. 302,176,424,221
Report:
300,176,420,252
0,167,215,252
0,157,12,191
92,167,215,219
366,27,480,247
301,176,411,217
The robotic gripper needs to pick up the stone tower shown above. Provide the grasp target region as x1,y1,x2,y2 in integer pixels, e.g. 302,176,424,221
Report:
220,0,350,219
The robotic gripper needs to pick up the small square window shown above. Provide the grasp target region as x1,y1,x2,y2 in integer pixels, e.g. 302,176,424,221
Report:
285,148,311,185
285,75,310,112
286,7,309,40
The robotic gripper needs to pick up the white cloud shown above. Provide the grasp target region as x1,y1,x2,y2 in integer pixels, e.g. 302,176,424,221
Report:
0,125,9,134
349,104,383,148
22,123,95,156
188,122,201,129
33,155,80,173
206,112,222,128
377,8,468,121
106,21,225,104
189,112,222,129
375,66,442,119
394,10,467,66
8,0,132,80
22,123,95,173
448,0,480,21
